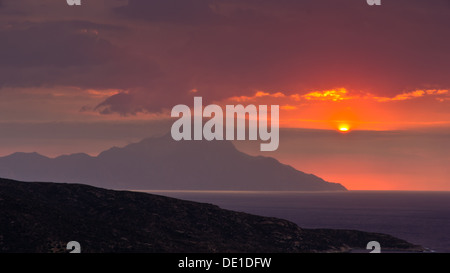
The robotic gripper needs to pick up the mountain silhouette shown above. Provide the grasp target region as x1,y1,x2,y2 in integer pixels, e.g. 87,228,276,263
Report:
0,134,346,191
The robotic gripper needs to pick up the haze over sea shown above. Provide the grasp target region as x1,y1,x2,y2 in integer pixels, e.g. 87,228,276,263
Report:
141,190,450,252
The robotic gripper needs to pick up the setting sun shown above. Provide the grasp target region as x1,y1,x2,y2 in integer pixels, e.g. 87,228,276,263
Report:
338,125,350,132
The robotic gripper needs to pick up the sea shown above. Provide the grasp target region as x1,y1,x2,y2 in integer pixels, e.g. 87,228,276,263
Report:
142,190,450,253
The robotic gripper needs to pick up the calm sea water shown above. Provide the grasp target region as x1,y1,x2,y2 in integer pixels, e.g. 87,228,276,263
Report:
142,190,450,252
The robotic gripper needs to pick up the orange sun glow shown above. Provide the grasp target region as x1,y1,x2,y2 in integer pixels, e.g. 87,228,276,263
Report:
338,125,350,132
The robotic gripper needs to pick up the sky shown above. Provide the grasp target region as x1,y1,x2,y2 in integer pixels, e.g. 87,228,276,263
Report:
0,0,449,190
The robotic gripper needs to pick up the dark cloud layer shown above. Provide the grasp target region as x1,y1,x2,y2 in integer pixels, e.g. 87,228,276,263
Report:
115,0,219,24
0,21,117,67
0,0,449,114
109,0,450,111
0,20,160,90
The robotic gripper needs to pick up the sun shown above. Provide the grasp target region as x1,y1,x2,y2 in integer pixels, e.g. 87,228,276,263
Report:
338,124,350,132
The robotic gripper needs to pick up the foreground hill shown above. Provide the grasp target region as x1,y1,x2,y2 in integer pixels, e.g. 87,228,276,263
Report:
0,178,422,253
0,134,346,191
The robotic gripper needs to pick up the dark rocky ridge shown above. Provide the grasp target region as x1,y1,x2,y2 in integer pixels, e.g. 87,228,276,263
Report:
0,178,422,253
0,134,346,191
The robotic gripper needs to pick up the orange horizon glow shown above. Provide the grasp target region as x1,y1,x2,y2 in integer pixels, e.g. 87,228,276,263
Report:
224,88,450,131
225,88,450,191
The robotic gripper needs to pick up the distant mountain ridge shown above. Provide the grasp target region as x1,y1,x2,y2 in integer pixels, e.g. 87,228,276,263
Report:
0,134,346,191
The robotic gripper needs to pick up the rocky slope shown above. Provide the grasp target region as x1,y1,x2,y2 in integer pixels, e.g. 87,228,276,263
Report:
0,178,421,253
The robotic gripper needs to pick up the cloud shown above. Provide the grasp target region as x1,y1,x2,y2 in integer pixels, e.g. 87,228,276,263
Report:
212,88,450,131
94,92,136,115
115,0,220,25
107,0,450,115
302,89,353,102
94,83,196,115
374,89,449,102
228,91,286,102
233,88,450,105
1,0,450,116
0,21,118,67
295,88,450,103
0,20,161,90
224,88,450,105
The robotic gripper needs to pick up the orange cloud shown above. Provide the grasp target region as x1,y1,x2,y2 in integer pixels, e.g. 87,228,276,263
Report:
228,91,286,102
302,88,353,102
373,89,449,102
220,88,450,131
86,89,121,98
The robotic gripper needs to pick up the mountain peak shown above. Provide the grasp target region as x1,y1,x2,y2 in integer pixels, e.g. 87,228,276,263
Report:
0,135,346,191
99,134,240,161
4,152,49,160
